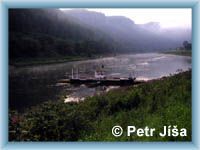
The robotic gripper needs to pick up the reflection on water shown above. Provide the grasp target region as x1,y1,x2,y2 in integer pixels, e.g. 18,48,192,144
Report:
64,85,119,103
9,53,191,111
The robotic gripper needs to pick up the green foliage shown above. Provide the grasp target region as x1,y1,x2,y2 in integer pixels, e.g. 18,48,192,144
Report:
183,41,192,50
9,31,114,64
163,50,192,57
9,9,115,64
9,71,191,141
9,102,92,141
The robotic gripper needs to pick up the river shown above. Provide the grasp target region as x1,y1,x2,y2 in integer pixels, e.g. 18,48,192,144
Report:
9,53,191,112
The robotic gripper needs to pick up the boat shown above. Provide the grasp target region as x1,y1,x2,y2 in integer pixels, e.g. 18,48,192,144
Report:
58,67,145,86
69,77,136,86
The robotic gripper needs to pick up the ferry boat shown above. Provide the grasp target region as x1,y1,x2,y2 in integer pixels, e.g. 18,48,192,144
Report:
58,67,144,86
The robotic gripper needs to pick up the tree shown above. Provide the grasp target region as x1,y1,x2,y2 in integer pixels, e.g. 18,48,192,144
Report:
183,41,192,50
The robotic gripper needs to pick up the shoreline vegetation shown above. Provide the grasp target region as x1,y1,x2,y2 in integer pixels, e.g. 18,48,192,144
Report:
162,50,191,57
10,55,98,67
10,53,117,67
9,70,191,141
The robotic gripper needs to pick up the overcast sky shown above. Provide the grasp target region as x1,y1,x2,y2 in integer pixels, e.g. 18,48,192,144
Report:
60,8,191,29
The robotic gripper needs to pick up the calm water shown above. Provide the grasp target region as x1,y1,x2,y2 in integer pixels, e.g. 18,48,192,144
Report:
9,53,191,111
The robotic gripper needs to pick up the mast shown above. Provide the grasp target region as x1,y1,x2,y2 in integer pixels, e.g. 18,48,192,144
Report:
76,68,79,79
72,68,74,79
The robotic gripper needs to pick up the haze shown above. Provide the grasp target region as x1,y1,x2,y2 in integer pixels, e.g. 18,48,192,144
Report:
9,8,192,60
60,8,191,29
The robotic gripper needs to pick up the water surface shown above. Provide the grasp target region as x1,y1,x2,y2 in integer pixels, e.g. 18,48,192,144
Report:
9,53,191,111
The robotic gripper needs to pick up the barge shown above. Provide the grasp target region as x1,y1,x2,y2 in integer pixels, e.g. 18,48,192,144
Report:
58,68,145,86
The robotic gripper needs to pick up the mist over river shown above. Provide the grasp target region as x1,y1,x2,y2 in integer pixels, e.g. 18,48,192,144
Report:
9,53,191,112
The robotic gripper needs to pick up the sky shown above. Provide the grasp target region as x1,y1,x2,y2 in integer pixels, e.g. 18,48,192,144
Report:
60,8,191,29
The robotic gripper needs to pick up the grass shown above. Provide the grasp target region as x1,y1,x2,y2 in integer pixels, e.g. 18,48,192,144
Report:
9,71,191,141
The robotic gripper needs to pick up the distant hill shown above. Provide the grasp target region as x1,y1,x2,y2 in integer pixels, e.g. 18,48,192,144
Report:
9,9,191,61
63,9,191,51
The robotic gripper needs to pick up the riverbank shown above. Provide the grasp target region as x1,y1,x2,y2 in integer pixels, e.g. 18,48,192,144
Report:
162,50,191,57
10,56,95,67
10,53,118,67
9,70,191,141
